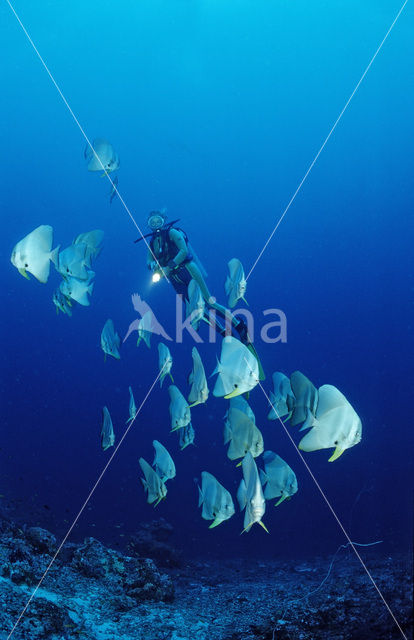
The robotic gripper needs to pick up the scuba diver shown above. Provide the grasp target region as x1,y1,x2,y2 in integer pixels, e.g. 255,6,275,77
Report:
135,211,250,344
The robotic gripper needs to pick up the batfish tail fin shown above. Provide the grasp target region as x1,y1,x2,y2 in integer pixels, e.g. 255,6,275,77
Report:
259,469,267,485
49,245,60,267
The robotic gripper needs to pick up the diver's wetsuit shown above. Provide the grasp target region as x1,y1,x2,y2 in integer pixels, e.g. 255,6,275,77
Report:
148,224,246,340
148,225,193,298
168,263,193,298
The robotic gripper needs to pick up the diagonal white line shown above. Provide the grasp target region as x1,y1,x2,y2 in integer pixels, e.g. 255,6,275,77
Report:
4,0,170,281
283,540,382,609
249,368,408,640
246,0,409,282
7,362,167,640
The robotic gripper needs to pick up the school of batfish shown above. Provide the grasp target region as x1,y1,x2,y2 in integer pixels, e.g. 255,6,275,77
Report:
10,138,362,534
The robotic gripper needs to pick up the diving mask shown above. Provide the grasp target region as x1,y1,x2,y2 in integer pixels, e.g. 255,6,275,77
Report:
147,212,166,230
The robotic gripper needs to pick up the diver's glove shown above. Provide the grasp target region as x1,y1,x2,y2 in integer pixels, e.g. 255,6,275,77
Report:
167,259,178,271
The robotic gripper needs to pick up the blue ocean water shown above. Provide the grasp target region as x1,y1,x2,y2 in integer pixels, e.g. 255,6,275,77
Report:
0,0,413,568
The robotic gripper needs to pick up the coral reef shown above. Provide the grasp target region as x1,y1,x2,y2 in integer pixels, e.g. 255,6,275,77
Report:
0,515,411,640
170,555,413,640
0,517,174,639
127,518,182,568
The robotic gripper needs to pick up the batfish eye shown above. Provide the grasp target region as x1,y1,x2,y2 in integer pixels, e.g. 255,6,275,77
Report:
334,440,338,445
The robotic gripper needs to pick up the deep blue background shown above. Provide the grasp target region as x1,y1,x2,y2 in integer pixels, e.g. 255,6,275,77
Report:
0,0,413,560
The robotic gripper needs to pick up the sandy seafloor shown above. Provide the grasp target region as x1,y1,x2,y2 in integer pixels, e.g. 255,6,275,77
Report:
0,515,412,640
